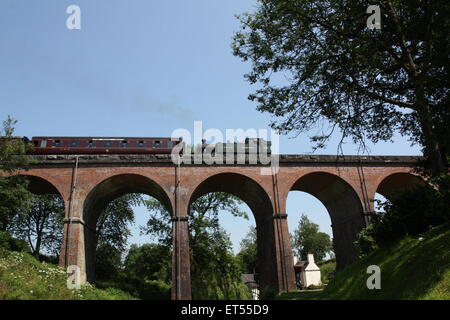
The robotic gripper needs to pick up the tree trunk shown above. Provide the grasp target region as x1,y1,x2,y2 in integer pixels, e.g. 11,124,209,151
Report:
415,82,447,178
34,234,41,258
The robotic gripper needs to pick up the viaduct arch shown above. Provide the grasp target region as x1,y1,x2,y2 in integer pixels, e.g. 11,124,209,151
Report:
83,173,173,283
8,153,423,299
286,172,365,270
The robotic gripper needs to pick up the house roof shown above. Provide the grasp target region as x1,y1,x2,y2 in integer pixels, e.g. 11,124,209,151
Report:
294,260,320,271
241,274,259,289
294,260,308,271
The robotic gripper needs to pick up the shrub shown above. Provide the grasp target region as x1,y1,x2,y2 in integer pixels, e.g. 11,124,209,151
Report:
137,279,171,300
0,231,30,253
356,174,450,256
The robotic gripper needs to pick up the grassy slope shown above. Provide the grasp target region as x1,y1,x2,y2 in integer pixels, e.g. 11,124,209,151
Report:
0,250,137,300
318,260,336,285
277,222,450,300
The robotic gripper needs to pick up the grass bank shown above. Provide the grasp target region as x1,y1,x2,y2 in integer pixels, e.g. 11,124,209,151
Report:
0,249,137,300
277,222,450,300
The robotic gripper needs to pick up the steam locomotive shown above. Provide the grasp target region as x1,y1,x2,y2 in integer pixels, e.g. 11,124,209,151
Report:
2,136,271,155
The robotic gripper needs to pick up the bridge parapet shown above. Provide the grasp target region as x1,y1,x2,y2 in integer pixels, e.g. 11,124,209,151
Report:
28,154,423,166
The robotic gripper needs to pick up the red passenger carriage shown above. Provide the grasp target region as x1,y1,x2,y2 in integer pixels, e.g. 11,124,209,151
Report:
29,137,182,154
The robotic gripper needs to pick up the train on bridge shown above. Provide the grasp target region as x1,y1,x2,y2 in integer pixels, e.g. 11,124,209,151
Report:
1,136,271,155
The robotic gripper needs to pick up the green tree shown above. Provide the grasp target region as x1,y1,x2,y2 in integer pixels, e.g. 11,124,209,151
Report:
142,192,251,300
232,0,450,178
121,243,172,300
7,194,64,258
292,214,333,262
0,116,32,230
236,226,258,274
94,193,142,281
94,243,123,283
95,193,142,251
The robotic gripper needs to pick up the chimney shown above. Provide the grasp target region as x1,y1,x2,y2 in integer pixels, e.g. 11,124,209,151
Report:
307,253,315,264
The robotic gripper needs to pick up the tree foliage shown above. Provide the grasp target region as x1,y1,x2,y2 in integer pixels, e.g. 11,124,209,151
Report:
95,193,142,251
232,0,450,177
0,116,33,230
7,194,64,258
94,193,142,281
292,214,333,262
236,226,258,274
121,243,172,300
142,192,251,300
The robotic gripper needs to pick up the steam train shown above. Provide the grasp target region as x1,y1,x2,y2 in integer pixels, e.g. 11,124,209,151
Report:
2,136,271,155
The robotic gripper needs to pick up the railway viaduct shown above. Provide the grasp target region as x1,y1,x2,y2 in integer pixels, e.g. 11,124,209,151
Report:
14,153,424,300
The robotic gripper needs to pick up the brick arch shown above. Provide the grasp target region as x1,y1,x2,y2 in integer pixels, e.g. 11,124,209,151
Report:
16,173,65,198
286,171,365,270
375,172,425,200
187,172,274,221
186,172,292,293
82,173,173,283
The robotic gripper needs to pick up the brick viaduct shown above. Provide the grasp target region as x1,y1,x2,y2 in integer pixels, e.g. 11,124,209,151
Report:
14,153,423,299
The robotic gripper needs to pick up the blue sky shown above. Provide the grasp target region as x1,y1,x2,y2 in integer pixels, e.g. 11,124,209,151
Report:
0,1,421,253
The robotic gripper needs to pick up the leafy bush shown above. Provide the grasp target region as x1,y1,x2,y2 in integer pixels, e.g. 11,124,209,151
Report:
136,279,171,300
317,259,336,284
0,231,30,253
356,175,450,256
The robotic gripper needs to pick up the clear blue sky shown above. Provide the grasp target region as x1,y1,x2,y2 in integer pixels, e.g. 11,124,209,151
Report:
0,1,421,253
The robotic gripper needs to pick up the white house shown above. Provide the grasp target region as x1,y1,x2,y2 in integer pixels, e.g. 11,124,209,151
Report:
293,253,322,289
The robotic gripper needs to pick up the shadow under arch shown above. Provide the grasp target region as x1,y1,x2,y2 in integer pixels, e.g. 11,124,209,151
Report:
16,174,62,196
289,171,365,271
376,172,426,200
83,173,173,283
188,172,279,293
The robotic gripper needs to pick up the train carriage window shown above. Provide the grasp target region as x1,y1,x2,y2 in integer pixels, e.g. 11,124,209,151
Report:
70,141,79,147
168,141,173,148
104,141,112,148
153,140,162,148
121,140,128,148
33,140,39,147
88,140,95,147
40,140,47,148
138,140,145,147
53,140,61,147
